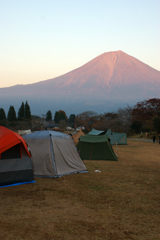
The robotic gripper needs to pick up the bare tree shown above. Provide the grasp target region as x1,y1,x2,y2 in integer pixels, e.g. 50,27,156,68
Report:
75,111,98,131
117,105,133,133
59,120,66,131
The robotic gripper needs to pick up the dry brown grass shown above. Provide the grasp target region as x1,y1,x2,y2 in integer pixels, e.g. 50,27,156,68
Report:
0,140,160,240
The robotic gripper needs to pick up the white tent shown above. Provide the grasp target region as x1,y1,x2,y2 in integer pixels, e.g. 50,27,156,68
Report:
23,130,87,178
18,129,31,136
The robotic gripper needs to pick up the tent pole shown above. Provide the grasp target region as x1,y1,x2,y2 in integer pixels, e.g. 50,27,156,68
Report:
115,142,118,157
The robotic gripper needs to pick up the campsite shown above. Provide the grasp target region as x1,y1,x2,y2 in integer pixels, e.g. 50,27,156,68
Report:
0,139,160,240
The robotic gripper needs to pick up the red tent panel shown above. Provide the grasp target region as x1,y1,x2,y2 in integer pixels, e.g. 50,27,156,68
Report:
0,126,31,157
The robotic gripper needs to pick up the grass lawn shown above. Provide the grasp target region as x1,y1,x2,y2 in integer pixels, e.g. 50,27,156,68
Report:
0,140,160,240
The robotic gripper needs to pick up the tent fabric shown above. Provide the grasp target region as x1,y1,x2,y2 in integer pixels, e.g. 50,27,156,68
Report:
52,138,86,175
23,130,87,178
0,180,36,188
79,135,110,143
88,128,127,145
77,135,117,161
0,126,31,156
106,130,127,145
88,129,107,136
0,158,33,185
18,129,31,136
0,126,34,186
112,132,127,145
71,129,85,145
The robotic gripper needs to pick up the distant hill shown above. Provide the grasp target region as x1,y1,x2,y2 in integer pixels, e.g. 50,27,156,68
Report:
0,51,160,116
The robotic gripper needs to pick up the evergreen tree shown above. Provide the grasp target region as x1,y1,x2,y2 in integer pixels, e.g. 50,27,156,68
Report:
0,108,6,120
153,116,160,134
18,102,25,121
24,101,31,120
7,106,17,122
69,114,76,124
46,110,52,121
54,111,59,124
54,110,67,124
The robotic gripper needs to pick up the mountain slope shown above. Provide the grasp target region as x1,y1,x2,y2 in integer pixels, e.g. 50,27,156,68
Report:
0,51,160,115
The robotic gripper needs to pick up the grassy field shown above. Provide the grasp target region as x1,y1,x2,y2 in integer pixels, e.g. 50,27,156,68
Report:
0,140,160,240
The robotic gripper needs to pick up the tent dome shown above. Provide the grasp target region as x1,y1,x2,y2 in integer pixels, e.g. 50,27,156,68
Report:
23,130,87,178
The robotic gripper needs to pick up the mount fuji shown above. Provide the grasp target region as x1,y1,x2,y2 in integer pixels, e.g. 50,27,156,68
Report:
0,51,160,116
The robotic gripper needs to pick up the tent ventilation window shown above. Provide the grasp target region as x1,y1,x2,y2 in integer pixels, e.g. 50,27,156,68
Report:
1,144,21,160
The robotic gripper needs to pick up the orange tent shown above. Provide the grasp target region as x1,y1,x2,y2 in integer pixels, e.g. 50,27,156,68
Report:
0,126,31,157
72,129,85,145
0,126,33,186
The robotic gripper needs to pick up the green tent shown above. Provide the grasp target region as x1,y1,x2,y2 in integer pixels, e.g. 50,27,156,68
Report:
106,129,127,145
77,135,117,161
88,128,127,145
88,129,107,135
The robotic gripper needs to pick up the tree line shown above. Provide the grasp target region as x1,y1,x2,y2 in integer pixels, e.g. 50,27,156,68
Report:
74,98,160,136
45,110,76,125
0,101,32,129
0,101,31,122
1,98,160,136
130,98,160,135
0,103,76,130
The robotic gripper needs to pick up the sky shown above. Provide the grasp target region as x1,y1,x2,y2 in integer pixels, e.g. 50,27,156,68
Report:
0,0,160,88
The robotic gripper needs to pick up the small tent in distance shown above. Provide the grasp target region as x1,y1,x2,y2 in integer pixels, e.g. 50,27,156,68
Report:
23,130,87,178
0,126,34,186
106,129,127,145
88,128,127,145
77,135,117,161
70,129,85,145
18,129,31,136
